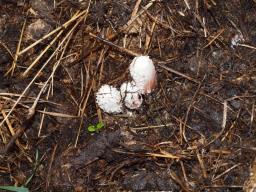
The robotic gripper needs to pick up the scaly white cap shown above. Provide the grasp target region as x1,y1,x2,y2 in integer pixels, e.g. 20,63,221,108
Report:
120,81,143,109
96,84,123,114
129,56,157,94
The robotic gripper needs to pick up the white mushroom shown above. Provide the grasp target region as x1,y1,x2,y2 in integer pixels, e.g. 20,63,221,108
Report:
129,55,157,94
96,85,123,114
120,81,143,110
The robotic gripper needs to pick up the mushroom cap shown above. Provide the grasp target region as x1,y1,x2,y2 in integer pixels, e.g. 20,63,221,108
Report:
96,85,123,114
129,55,157,94
120,81,143,110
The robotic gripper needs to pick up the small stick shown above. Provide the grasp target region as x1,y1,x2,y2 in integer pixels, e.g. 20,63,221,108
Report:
89,32,140,57
238,43,256,50
203,28,225,48
158,64,200,84
130,122,173,130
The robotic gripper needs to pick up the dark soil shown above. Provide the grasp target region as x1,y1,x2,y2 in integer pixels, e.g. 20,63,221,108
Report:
0,0,256,191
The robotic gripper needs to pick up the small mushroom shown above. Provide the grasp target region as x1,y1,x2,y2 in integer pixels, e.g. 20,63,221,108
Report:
96,85,123,114
120,81,143,110
129,55,157,94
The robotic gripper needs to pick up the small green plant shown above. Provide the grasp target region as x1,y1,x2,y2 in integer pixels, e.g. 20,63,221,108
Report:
0,150,43,192
0,186,29,192
24,149,41,186
87,122,104,133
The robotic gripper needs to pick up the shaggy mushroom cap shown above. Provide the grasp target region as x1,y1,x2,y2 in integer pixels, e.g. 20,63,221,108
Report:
120,81,143,110
96,85,123,114
129,55,157,94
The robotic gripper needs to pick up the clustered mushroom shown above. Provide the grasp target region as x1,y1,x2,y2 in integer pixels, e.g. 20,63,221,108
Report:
96,55,157,114
129,56,157,94
96,85,123,114
120,81,143,110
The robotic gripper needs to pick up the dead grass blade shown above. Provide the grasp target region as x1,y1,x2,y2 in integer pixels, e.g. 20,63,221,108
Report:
0,10,87,128
5,13,27,76
0,41,14,60
21,30,64,77
1,109,26,151
18,10,85,55
205,100,228,147
146,151,180,159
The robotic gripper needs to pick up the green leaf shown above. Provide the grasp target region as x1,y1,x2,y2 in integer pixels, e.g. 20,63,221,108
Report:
96,122,104,129
88,125,96,132
0,186,29,192
35,149,39,162
24,174,34,187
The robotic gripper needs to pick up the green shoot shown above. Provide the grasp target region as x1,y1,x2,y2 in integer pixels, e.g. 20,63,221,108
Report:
0,186,29,192
87,122,104,133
